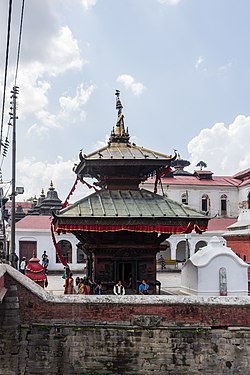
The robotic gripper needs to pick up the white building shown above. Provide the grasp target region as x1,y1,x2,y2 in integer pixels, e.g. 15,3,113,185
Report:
143,163,250,263
13,215,85,272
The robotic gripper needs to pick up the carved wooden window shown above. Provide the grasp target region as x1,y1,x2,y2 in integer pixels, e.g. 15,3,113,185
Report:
201,194,209,212
221,194,227,216
181,192,188,205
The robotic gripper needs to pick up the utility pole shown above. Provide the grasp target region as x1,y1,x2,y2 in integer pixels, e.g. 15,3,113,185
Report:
10,86,19,268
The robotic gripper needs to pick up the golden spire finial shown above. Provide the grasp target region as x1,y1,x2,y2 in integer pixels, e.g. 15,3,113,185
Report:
109,90,130,143
115,90,125,136
109,91,130,144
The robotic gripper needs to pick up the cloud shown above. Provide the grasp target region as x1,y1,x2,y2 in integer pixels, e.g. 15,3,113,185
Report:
26,83,95,135
16,156,86,202
80,0,97,10
188,115,250,175
218,61,233,76
117,74,146,96
16,156,97,203
0,0,86,133
59,83,95,113
195,56,205,71
157,0,181,5
41,26,84,76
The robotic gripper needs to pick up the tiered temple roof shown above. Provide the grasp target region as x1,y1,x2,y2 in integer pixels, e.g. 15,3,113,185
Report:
54,91,208,235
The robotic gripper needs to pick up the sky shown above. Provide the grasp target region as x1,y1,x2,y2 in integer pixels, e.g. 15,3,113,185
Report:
0,0,250,203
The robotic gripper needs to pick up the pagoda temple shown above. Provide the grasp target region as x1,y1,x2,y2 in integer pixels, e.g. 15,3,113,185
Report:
52,91,209,293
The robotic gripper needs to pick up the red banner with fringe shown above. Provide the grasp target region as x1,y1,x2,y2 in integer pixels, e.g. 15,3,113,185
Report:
54,222,207,235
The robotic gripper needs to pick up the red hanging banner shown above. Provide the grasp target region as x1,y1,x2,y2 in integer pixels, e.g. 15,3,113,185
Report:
61,177,99,210
50,222,68,267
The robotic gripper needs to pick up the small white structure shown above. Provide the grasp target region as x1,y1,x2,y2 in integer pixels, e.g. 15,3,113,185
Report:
181,236,249,296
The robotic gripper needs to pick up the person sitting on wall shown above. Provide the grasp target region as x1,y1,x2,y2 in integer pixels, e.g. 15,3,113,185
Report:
94,281,103,295
113,280,125,295
139,279,149,295
74,277,80,294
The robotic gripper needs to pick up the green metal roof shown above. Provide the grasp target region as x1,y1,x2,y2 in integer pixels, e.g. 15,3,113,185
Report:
58,189,206,219
84,144,174,161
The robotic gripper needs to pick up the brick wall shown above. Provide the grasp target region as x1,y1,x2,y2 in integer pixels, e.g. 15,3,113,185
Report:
3,272,250,327
1,265,250,374
226,236,250,262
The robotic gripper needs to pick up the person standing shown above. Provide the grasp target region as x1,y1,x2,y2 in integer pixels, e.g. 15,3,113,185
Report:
159,255,166,270
139,279,149,295
113,280,125,295
64,272,74,294
41,251,49,274
19,257,26,274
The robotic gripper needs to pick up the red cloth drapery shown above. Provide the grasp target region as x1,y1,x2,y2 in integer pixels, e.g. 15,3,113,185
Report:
53,222,207,234
61,177,99,210
154,166,172,193
50,223,68,267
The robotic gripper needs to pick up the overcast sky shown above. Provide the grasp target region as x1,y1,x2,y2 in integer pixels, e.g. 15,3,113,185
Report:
0,0,250,202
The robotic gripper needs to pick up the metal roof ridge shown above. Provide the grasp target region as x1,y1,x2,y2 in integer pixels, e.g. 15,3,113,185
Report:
98,193,106,216
179,203,190,217
117,190,130,216
108,190,119,216
161,195,179,216
129,190,143,216
152,194,168,216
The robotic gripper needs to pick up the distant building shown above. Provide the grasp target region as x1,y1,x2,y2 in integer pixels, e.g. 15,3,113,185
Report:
6,182,85,271
142,159,250,263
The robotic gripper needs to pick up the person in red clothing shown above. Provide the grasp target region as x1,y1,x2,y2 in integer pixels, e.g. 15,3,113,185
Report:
64,272,74,294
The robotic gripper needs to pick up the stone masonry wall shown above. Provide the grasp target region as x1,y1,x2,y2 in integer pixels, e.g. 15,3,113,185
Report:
1,323,250,374
1,265,250,374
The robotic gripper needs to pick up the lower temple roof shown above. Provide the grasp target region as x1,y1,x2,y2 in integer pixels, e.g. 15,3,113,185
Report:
58,188,206,219
53,189,208,234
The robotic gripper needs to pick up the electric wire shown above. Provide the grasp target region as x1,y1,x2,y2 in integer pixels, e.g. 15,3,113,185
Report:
0,0,13,155
0,0,25,174
14,0,25,87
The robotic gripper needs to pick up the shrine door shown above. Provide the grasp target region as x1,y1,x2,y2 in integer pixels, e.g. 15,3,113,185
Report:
19,241,37,261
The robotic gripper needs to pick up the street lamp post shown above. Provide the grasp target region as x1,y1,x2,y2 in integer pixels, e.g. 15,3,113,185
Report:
10,86,19,268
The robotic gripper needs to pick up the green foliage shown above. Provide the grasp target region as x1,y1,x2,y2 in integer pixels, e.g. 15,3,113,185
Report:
196,161,207,170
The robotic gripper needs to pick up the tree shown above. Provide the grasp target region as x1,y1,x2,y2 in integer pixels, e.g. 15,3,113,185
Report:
196,161,207,170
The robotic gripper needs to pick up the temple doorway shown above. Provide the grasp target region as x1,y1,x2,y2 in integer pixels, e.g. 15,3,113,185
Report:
117,261,133,287
19,240,37,261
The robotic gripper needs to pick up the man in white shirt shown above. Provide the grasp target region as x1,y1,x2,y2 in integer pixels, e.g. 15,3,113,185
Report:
113,280,125,295
19,257,26,274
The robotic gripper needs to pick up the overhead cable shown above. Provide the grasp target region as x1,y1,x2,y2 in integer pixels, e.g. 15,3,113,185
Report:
0,0,13,155
14,0,25,87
